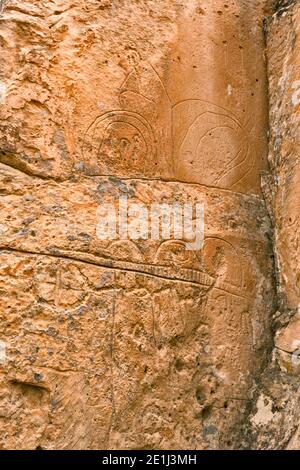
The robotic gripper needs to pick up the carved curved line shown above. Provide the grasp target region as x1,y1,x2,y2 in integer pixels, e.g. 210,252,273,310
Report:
81,114,111,160
119,69,138,93
213,147,244,185
109,239,144,262
243,115,253,130
175,111,206,150
219,144,252,187
204,236,239,255
104,112,155,150
154,239,187,251
216,143,251,186
90,110,154,134
83,112,109,144
83,111,157,166
172,99,244,129
229,146,257,189
148,62,172,105
203,236,244,289
118,90,156,105
179,113,243,159
219,142,247,172
96,120,149,164
153,239,200,267
226,142,251,173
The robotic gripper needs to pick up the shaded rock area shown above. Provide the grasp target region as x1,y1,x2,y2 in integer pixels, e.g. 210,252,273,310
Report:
247,0,300,449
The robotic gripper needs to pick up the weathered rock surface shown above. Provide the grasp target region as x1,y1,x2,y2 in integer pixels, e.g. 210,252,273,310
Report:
0,164,274,449
0,0,298,450
247,0,300,450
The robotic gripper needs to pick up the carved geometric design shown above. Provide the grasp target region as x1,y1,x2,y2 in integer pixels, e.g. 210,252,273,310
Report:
172,100,255,189
82,110,157,176
82,63,258,191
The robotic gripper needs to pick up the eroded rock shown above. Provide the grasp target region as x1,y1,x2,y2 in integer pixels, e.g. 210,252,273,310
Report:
0,0,287,450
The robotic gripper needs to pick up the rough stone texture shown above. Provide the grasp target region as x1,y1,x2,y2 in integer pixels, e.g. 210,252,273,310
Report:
0,165,274,449
247,0,300,450
0,0,298,450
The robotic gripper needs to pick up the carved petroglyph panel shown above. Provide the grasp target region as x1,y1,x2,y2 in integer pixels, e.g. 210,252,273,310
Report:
0,0,275,451
0,251,214,449
81,63,264,193
79,0,268,193
164,0,269,195
172,100,258,190
0,0,268,195
82,110,158,177
110,275,210,449
0,1,178,181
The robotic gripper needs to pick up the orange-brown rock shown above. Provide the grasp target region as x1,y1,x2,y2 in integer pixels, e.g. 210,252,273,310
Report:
0,0,297,450
248,0,300,450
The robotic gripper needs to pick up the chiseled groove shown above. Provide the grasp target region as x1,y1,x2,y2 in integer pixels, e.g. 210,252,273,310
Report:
0,160,60,182
0,246,213,287
82,173,264,201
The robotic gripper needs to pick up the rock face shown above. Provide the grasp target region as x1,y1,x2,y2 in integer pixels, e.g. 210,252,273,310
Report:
247,0,300,449
0,0,297,450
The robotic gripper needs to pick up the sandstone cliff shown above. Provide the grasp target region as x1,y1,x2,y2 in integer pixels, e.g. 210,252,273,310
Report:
0,0,298,450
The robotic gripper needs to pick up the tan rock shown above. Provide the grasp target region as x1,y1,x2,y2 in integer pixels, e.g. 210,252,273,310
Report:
267,0,300,311
247,0,300,450
0,0,283,450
